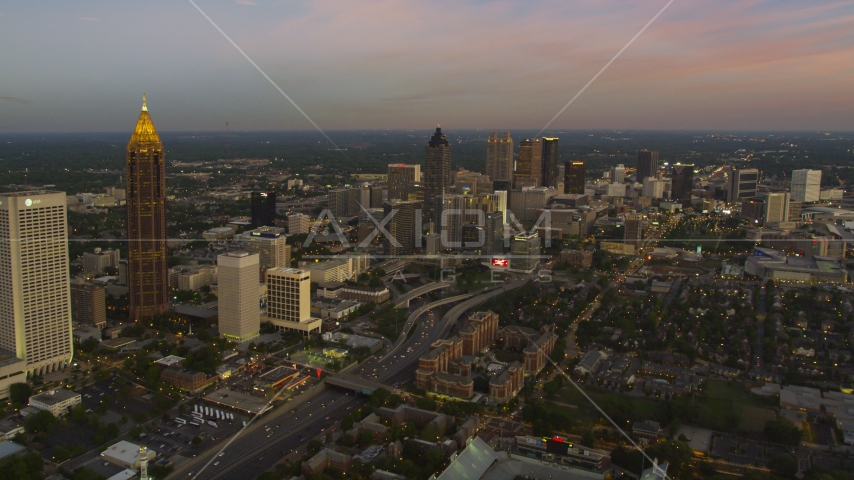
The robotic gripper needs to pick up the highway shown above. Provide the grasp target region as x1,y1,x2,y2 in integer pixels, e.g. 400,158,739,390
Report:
393,281,454,308
172,278,527,479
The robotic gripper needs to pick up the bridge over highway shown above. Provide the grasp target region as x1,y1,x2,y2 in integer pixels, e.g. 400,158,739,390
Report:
324,373,400,396
393,281,454,308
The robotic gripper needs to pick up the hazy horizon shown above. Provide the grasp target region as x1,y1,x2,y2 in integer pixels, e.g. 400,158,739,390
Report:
2,1,854,132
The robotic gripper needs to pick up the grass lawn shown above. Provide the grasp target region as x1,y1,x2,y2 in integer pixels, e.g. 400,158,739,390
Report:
542,379,773,434
700,380,766,417
546,385,666,433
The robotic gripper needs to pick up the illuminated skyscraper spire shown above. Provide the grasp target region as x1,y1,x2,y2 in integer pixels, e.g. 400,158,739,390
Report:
126,93,168,321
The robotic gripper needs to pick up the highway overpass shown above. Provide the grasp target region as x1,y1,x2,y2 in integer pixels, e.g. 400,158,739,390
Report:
393,281,454,308
324,373,400,396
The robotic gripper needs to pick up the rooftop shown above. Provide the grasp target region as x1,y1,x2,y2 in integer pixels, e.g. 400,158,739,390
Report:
0,440,26,460
436,438,498,480
154,355,185,367
30,389,80,405
0,350,24,369
101,441,153,465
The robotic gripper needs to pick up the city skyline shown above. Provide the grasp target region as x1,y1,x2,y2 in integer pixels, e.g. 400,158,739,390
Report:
1,1,853,133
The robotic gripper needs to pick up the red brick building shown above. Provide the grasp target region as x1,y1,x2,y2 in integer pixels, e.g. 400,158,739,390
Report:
301,449,352,477
160,368,215,392
489,361,524,403
559,249,593,268
460,311,499,356
503,325,540,350
523,325,558,375
415,336,474,398
430,373,473,398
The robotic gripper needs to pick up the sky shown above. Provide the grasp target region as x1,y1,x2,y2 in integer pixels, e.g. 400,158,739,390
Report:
1,0,853,133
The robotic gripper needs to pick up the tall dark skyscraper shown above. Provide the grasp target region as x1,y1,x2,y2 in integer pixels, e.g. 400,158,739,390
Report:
564,160,585,194
251,191,277,228
126,94,168,321
541,137,559,187
424,126,452,224
636,150,659,183
671,164,695,205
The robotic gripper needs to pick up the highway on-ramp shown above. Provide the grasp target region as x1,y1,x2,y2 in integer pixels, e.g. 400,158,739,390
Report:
170,278,529,480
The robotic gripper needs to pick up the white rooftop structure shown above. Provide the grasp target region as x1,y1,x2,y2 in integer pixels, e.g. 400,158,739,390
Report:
101,441,156,469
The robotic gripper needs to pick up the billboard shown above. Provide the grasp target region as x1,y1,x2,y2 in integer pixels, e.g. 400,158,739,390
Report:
491,257,509,268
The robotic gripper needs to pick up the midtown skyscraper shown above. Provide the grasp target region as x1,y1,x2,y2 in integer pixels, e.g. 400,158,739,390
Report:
0,190,73,374
250,191,277,228
424,126,452,224
387,164,421,201
126,94,169,321
485,132,514,183
671,164,695,205
541,137,559,188
514,138,543,185
564,160,586,194
636,150,659,184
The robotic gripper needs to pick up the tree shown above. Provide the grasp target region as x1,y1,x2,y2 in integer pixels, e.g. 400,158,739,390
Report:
0,452,44,480
645,440,693,478
767,455,798,479
24,410,57,433
9,383,31,405
192,436,202,447
420,424,443,442
70,403,88,423
307,439,324,455
764,418,802,446
357,429,375,448
340,414,355,432
581,429,596,448
415,396,437,411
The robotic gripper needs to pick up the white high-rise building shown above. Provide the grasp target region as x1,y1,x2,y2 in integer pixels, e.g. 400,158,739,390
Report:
83,248,120,275
0,190,73,375
642,177,666,199
764,192,790,225
610,164,625,184
262,268,321,336
217,252,261,342
490,190,508,224
791,169,821,203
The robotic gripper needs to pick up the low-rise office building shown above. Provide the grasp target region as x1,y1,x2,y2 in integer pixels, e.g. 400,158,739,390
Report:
101,441,156,469
29,389,82,417
160,368,216,392
0,351,26,402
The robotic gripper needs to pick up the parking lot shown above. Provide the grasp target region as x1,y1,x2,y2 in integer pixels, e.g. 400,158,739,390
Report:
80,379,159,420
144,412,246,462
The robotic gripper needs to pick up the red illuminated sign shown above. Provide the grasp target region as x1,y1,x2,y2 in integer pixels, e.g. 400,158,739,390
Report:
491,258,508,267
551,436,564,443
